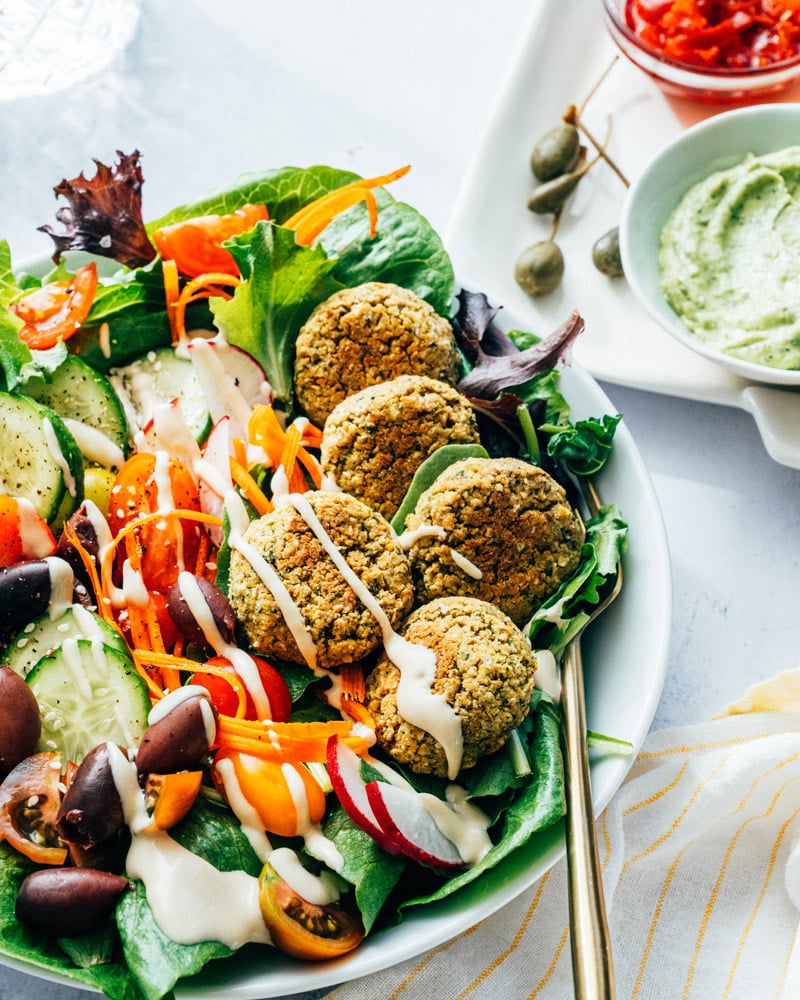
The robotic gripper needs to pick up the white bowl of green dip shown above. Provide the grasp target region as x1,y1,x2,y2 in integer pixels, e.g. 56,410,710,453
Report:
620,103,800,387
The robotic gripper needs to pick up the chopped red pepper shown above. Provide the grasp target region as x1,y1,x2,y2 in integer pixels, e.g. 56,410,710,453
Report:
625,0,800,68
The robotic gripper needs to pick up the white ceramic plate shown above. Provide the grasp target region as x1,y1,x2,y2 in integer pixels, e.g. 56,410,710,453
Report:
0,281,671,996
445,0,800,470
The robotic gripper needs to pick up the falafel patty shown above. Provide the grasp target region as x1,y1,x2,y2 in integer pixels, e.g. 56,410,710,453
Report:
293,282,461,427
364,596,537,777
227,491,414,670
320,374,480,521
404,456,584,626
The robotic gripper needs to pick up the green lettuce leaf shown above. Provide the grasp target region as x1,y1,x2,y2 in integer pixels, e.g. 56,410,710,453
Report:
527,503,628,655
212,221,343,409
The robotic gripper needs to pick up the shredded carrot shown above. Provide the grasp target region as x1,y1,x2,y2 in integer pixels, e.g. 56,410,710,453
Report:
62,521,115,627
134,651,249,718
230,457,272,515
233,435,248,470
284,165,411,246
340,663,366,702
217,716,372,762
248,404,286,469
162,268,240,344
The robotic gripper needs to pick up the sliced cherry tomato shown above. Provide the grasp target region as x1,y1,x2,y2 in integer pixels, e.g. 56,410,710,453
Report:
152,204,269,279
212,751,325,838
258,859,364,960
10,262,98,350
0,752,67,865
107,452,202,591
195,655,292,723
143,770,203,831
0,496,56,568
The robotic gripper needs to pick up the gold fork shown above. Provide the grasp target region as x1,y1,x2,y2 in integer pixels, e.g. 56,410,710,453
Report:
561,475,623,1000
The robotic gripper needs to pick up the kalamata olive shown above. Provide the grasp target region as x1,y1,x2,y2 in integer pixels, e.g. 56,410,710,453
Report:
136,692,218,776
514,241,565,296
15,867,130,936
592,226,624,278
530,123,581,182
56,504,102,590
0,560,53,629
166,574,236,647
56,743,125,849
0,666,41,777
527,168,585,215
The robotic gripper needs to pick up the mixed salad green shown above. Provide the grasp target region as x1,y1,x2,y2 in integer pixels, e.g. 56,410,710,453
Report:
0,154,626,1000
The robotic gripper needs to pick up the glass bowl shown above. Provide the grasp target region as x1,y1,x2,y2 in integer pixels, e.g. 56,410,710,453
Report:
619,103,800,388
601,0,800,104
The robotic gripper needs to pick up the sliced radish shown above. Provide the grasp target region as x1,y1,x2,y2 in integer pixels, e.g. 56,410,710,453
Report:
187,336,271,437
196,416,234,545
366,780,465,870
326,736,399,853
140,398,202,472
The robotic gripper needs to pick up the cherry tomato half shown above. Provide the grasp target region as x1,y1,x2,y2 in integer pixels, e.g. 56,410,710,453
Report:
194,655,292,723
0,496,56,568
10,262,98,350
258,860,364,960
152,204,269,278
143,770,203,831
211,752,325,839
0,752,67,865
107,452,201,591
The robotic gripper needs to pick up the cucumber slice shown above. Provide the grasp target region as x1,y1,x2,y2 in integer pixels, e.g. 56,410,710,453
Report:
110,346,211,442
23,354,129,470
0,391,84,526
2,604,129,678
27,637,150,763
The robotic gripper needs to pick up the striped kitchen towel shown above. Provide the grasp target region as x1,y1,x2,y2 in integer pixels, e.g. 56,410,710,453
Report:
321,667,800,1000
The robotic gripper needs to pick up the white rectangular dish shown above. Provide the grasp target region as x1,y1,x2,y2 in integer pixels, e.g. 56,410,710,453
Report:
446,0,800,469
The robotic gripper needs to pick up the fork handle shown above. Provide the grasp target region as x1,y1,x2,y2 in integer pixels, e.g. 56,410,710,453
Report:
561,636,616,1000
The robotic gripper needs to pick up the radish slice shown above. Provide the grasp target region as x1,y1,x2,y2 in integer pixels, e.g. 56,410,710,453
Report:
366,780,464,870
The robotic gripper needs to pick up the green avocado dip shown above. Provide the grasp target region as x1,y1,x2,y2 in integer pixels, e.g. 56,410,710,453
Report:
659,146,800,371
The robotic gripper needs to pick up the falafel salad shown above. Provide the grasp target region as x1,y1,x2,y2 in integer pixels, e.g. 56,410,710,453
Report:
0,154,628,999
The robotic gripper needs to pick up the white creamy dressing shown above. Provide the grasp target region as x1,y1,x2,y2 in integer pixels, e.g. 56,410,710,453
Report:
418,786,491,865
394,524,446,549
175,570,273,720
449,548,483,580
106,742,273,948
213,755,273,861
224,490,319,671
16,497,56,558
287,492,464,779
44,556,75,618
281,761,344,872
121,559,150,609
532,648,560,700
42,417,77,497
62,418,126,470
269,846,341,906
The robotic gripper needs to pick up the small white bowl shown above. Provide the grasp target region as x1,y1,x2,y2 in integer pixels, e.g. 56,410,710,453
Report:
620,103,800,387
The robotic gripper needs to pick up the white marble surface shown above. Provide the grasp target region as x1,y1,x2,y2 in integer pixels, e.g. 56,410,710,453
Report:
0,1,797,997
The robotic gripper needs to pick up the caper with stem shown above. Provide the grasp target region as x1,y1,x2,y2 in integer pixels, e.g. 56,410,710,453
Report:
530,122,581,182
514,239,565,297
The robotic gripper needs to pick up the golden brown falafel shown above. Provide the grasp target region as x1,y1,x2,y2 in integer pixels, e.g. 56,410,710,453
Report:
403,456,584,625
320,374,480,520
364,595,537,777
227,491,413,670
293,282,461,427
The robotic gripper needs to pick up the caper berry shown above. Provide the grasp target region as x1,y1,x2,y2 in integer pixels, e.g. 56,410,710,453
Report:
514,241,565,296
592,227,624,278
530,123,581,182
527,168,585,215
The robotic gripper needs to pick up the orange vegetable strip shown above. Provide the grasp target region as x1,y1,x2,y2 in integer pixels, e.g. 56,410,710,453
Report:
230,457,272,515
340,663,366,702
284,165,411,237
290,188,379,247
295,445,323,489
216,724,372,762
168,271,240,343
233,435,248,470
341,698,375,729
61,521,115,626
162,258,181,341
248,404,286,469
299,421,323,449
218,715,372,755
134,651,249,718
